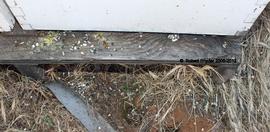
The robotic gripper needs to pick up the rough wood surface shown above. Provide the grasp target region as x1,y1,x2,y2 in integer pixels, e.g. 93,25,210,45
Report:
0,28,241,64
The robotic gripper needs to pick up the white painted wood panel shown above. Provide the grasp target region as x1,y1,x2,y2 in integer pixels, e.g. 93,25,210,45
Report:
5,0,270,35
0,0,15,32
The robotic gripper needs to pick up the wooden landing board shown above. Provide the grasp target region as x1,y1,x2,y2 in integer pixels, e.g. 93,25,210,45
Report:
0,28,241,64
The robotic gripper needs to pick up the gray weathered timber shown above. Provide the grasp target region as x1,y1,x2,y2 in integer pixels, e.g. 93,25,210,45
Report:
0,29,241,64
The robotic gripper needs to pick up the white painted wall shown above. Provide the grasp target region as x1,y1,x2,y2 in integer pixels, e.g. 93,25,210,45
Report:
0,0,15,32
5,0,270,35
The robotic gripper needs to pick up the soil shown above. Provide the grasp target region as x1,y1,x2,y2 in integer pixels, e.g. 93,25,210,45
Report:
54,65,218,132
165,106,215,132
66,72,146,131
138,105,216,132
0,65,219,131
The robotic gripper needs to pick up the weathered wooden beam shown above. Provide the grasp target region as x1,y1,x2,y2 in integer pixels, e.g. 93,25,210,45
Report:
0,28,241,64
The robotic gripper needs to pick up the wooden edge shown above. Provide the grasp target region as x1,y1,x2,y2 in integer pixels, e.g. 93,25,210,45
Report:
0,28,242,64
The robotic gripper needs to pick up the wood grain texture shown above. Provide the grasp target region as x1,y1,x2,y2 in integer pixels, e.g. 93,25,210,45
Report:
0,29,241,64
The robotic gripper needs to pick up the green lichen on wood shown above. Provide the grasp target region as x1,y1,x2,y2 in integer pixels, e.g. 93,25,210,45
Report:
42,31,60,46
32,31,63,53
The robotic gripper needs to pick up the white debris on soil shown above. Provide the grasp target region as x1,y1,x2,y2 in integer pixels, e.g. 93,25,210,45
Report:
72,34,76,38
82,43,87,47
67,81,90,99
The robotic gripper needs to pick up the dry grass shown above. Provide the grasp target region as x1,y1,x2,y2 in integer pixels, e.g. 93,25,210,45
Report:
220,6,270,131
214,6,270,131
0,69,86,131
137,65,223,131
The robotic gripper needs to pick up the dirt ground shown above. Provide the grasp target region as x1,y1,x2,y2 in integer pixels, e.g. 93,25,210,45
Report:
60,65,218,132
0,64,220,132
